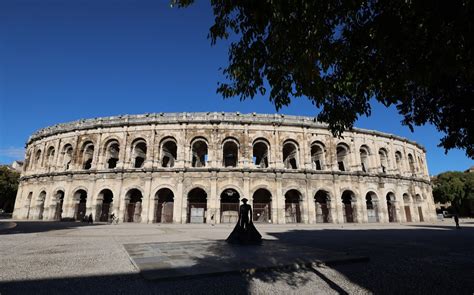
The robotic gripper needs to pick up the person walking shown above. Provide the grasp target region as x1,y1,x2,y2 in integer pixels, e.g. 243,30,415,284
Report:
454,214,461,229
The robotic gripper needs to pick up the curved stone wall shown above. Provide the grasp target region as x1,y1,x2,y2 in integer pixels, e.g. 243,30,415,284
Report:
13,112,435,224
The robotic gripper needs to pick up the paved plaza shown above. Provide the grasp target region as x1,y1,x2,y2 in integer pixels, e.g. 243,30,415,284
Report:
0,220,473,294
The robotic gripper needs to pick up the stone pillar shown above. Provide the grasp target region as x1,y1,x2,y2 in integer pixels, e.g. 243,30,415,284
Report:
175,173,184,223
145,129,156,169
141,176,153,223
275,173,285,224
361,199,368,223
210,173,218,224
302,180,311,224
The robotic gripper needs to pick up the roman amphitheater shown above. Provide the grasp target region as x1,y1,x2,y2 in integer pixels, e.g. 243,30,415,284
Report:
13,112,435,225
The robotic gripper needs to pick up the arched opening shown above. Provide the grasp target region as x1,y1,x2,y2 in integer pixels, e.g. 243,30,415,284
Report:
379,148,388,174
187,188,207,223
155,188,174,223
35,149,42,169
408,154,416,174
97,189,113,222
62,144,73,170
386,193,396,222
220,188,240,223
81,142,94,170
314,190,330,223
360,146,369,172
415,194,424,222
74,189,88,221
25,192,33,220
222,139,239,167
252,189,272,223
132,139,147,168
285,189,302,223
341,190,356,223
253,139,269,168
37,191,46,220
24,151,31,171
161,138,177,167
337,144,349,171
403,193,412,222
47,147,55,168
283,141,298,169
395,151,402,174
191,139,208,167
311,142,325,170
125,189,143,223
53,190,65,221
104,140,120,169
366,192,378,223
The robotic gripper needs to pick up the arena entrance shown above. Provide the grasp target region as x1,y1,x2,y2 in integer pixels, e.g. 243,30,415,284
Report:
403,194,412,222
366,192,378,223
285,189,302,223
415,194,424,222
386,193,396,222
314,190,330,223
187,188,207,223
252,189,272,223
125,189,143,223
220,189,240,223
36,191,46,220
155,188,174,223
342,190,355,223
53,190,65,220
74,190,87,221
98,189,113,222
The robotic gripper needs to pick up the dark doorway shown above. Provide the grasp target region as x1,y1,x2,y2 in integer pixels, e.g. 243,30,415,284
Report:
252,189,272,223
98,189,113,222
386,193,396,222
285,189,302,223
155,188,174,223
74,190,88,221
315,190,330,223
125,189,143,223
187,188,207,223
54,191,65,221
342,190,355,223
220,189,240,223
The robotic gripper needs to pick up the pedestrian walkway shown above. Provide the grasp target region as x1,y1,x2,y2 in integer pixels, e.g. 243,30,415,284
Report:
124,240,368,280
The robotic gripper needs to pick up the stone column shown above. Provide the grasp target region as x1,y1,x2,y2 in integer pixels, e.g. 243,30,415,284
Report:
275,173,285,224
145,129,156,169
141,175,153,223
210,173,218,224
175,173,184,223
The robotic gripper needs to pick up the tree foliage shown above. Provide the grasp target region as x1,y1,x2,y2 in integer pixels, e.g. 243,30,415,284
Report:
432,171,474,207
0,166,20,213
173,0,474,158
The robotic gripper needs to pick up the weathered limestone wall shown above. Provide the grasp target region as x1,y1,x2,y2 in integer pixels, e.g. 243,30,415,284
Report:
13,112,435,224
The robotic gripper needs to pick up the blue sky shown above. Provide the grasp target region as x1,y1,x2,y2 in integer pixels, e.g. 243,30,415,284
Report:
0,0,472,175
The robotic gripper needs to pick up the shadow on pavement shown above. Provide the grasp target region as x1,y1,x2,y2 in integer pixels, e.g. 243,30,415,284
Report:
1,225,473,294
0,221,99,235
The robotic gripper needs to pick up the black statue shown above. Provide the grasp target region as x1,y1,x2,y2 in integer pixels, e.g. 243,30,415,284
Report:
226,198,262,245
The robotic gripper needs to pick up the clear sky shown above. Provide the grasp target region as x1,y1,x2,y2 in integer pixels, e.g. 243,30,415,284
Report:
0,0,472,175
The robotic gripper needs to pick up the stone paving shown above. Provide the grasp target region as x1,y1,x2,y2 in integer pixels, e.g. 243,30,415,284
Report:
1,220,473,294
124,240,368,280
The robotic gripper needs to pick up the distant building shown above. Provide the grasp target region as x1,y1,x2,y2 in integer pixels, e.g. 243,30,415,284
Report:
1,161,23,173
11,161,24,172
465,166,474,173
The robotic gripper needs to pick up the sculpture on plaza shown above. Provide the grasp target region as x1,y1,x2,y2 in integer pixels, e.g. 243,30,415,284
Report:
226,198,262,245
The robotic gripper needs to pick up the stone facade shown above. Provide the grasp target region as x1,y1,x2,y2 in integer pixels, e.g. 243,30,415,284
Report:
13,112,435,224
